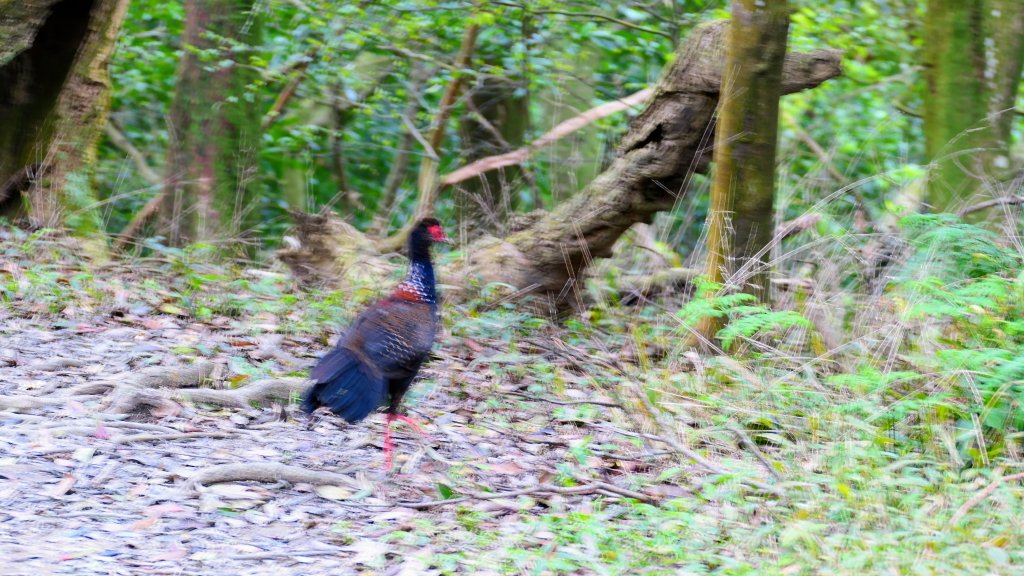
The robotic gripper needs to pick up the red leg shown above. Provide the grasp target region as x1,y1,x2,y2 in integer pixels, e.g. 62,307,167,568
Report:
392,414,426,436
383,414,395,471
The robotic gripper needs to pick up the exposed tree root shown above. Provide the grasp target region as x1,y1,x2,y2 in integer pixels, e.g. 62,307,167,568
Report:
0,395,63,411
184,462,354,491
6,356,308,418
172,378,307,409
105,386,182,415
105,376,306,414
615,268,699,300
101,361,217,414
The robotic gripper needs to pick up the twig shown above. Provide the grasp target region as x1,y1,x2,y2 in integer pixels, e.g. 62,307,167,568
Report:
775,213,822,240
104,120,162,185
442,88,652,186
230,549,344,561
783,113,873,224
415,19,481,216
727,424,782,481
956,195,1024,217
113,187,166,251
111,431,234,444
490,1,672,39
949,472,1024,525
507,391,623,408
377,19,481,253
396,481,654,509
593,423,784,496
261,46,320,130
374,66,429,234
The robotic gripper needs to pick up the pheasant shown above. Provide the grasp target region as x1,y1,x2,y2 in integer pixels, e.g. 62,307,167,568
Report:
302,217,450,469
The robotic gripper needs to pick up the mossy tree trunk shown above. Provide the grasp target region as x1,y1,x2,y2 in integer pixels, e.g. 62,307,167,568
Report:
161,0,262,249
450,22,839,305
0,0,130,247
702,0,790,309
923,0,1024,211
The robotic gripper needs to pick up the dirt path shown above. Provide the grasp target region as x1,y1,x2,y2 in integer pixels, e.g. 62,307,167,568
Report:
0,307,660,575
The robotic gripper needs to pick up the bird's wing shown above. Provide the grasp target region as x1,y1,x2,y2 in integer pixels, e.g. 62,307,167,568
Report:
349,300,436,376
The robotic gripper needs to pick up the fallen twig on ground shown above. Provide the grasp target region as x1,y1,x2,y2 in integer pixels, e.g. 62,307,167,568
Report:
949,471,1024,524
727,424,782,481
507,391,623,409
594,423,784,496
112,431,234,444
396,480,655,509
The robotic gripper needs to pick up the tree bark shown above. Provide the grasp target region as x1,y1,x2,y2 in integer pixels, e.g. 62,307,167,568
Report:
449,22,839,304
0,0,130,249
703,0,790,306
161,0,262,248
923,0,1024,211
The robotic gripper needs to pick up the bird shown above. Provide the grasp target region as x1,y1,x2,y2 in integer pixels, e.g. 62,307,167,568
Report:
302,217,450,470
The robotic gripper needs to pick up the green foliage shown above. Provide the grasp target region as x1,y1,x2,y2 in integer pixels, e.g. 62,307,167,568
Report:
899,213,1020,279
99,1,706,242
677,279,812,349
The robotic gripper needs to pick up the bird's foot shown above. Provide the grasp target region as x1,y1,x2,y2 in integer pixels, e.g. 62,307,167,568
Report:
388,413,427,436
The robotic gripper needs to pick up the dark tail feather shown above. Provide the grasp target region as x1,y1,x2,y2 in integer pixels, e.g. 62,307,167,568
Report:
302,347,385,423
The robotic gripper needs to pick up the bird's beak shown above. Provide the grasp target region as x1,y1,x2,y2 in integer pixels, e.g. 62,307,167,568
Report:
432,230,453,244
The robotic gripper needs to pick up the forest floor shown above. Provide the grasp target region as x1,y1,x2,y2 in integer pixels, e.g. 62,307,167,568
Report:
0,231,715,576
0,312,653,576
1,227,1022,575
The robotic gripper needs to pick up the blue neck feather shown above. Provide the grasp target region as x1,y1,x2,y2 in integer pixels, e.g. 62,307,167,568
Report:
403,258,437,304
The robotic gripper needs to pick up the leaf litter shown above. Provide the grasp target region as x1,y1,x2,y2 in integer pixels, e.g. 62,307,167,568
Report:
0,237,734,575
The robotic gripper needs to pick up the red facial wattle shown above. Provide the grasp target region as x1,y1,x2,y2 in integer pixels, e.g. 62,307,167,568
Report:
428,225,451,243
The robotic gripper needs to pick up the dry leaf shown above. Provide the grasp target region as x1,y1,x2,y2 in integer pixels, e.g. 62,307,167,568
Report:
346,539,387,564
315,485,352,501
489,462,526,475
150,544,188,562
130,515,160,531
48,474,76,497
208,483,267,500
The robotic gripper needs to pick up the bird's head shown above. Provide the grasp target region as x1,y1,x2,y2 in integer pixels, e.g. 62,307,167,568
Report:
413,217,452,245
409,217,452,260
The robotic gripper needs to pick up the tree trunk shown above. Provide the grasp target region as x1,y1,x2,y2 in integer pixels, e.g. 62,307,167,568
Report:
984,0,1024,173
161,0,262,248
923,0,1024,211
449,22,839,305
703,0,790,304
0,0,130,249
